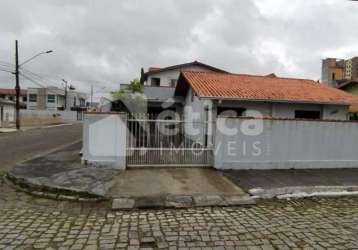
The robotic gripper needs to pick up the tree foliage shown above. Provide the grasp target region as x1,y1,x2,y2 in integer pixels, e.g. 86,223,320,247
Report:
111,78,146,113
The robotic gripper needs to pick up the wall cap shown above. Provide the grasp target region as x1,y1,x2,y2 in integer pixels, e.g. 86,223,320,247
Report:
218,116,358,124
84,112,127,115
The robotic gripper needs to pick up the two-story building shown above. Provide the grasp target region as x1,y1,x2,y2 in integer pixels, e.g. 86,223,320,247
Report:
0,88,27,109
27,87,87,111
138,61,227,114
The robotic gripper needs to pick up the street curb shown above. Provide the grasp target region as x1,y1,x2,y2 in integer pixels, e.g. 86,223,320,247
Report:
14,139,83,167
111,194,256,210
5,173,107,202
20,122,79,132
250,186,358,199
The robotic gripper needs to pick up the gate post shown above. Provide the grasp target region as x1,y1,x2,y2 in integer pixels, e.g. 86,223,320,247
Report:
82,112,127,170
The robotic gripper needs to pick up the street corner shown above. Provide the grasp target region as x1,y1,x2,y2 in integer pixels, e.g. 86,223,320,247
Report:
5,142,121,202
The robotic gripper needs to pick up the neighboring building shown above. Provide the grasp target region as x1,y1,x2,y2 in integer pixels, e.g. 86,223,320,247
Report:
27,87,87,111
0,88,27,109
0,98,15,127
133,61,228,114
321,57,358,86
175,71,358,123
322,57,358,118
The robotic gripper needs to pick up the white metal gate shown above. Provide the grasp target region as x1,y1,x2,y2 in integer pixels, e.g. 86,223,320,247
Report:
126,114,213,167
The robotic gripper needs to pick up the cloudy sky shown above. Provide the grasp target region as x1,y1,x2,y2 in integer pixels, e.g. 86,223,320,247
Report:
0,0,358,98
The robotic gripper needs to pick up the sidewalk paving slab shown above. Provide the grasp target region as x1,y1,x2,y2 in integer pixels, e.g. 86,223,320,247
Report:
223,169,358,199
7,142,254,209
7,142,118,198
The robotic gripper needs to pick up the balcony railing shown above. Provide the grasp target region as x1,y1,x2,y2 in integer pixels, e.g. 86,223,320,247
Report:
119,84,182,103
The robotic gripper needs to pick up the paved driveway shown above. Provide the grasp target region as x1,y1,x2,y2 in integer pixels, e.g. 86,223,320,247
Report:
0,123,82,172
109,168,246,198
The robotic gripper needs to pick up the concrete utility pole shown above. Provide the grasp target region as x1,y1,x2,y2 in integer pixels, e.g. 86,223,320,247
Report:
90,84,93,108
62,79,68,110
15,40,20,130
13,40,53,130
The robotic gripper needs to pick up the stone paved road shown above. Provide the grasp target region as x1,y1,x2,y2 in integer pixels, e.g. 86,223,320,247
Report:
0,123,82,172
1,178,358,249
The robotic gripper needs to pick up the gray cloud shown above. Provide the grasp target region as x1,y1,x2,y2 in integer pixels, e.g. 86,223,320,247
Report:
0,0,358,98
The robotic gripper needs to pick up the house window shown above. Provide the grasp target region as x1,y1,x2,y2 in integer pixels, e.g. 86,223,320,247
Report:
29,94,37,102
47,95,56,103
151,78,161,87
217,107,246,117
295,110,321,119
169,79,177,88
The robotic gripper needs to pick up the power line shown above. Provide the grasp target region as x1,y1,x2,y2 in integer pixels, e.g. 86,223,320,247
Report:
0,60,14,66
20,73,66,96
0,67,14,74
2,60,116,90
20,68,63,88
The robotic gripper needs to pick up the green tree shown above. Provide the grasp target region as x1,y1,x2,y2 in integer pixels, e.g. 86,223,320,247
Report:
111,78,146,113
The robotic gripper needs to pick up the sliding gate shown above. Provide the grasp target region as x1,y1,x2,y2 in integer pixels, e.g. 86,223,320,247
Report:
126,114,213,167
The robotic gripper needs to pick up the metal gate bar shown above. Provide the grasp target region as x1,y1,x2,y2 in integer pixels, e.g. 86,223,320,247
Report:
126,113,212,167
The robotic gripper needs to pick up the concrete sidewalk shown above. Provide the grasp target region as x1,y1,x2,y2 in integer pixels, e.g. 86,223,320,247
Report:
7,142,253,209
109,168,244,197
223,169,358,199
108,168,252,209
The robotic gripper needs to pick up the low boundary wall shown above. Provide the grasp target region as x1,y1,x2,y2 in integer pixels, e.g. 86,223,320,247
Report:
20,110,80,126
214,117,358,169
82,112,127,170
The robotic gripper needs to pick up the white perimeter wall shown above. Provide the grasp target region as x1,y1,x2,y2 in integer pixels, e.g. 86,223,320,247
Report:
82,113,127,169
20,110,79,126
214,118,358,169
0,103,15,127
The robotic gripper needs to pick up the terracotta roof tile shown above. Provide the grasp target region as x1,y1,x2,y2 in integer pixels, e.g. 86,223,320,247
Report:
180,71,358,105
350,105,358,113
0,88,27,96
148,67,161,72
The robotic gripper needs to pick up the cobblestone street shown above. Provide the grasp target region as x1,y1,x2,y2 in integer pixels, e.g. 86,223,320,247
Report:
1,177,358,250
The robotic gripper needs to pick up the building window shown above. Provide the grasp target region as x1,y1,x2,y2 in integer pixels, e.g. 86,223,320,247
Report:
22,96,27,102
332,73,336,80
151,78,160,87
217,107,246,117
9,96,13,101
295,110,321,119
47,95,56,103
169,79,177,88
29,94,37,102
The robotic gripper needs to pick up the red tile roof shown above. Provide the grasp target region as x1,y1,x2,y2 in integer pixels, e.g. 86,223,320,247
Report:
148,67,161,72
350,105,358,113
177,71,358,105
0,88,27,96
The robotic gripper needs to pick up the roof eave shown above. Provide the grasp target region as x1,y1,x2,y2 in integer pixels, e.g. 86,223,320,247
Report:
198,96,355,106
144,61,228,78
